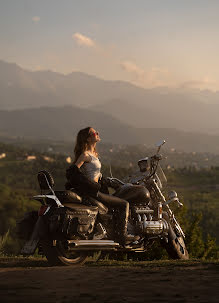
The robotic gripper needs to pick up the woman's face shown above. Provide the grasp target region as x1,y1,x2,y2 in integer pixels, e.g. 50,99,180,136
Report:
88,128,101,143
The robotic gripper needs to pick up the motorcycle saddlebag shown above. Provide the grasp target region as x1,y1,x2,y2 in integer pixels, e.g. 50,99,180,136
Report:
16,211,38,240
48,205,98,239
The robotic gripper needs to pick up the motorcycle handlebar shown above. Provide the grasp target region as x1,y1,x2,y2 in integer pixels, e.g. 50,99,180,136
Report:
106,177,125,188
151,154,162,161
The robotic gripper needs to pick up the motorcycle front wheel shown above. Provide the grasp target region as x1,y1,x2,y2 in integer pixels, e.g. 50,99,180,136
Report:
161,224,189,260
41,240,88,266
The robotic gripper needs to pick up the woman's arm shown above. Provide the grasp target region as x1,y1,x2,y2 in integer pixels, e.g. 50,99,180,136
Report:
75,152,91,168
66,153,101,198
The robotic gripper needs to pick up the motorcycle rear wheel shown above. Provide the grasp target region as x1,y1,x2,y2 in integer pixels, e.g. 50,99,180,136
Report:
41,240,88,266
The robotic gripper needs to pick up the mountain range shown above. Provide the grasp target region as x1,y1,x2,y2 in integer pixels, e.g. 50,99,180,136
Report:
0,59,219,152
0,105,219,153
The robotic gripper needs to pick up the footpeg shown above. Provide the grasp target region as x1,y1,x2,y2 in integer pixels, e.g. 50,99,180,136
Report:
125,234,140,242
93,223,107,240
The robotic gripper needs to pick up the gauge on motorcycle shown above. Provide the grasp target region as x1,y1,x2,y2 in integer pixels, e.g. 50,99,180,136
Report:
138,157,150,172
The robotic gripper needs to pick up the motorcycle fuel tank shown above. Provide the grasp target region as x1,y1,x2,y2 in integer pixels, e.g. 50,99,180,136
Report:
115,184,150,205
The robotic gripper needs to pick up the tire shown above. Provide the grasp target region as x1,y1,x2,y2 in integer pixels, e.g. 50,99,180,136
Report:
162,224,189,260
41,240,88,266
168,236,189,260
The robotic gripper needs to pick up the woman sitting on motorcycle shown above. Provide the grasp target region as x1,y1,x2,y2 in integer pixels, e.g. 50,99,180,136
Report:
65,126,137,246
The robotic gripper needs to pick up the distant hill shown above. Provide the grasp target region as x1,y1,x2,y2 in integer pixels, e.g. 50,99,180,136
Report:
1,60,219,135
0,60,148,109
90,97,219,135
1,106,219,153
0,105,137,143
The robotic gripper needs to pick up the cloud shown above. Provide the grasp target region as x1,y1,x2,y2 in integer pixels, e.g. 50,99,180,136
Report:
35,65,44,71
32,16,40,23
120,60,171,88
73,33,96,48
71,34,175,89
120,61,144,78
121,62,218,90
180,77,217,90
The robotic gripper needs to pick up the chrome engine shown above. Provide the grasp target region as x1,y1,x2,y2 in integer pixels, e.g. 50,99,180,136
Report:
132,206,169,235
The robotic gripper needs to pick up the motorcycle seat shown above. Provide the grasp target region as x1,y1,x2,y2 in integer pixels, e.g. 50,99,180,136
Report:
54,190,82,204
54,190,108,214
88,197,108,215
62,202,98,212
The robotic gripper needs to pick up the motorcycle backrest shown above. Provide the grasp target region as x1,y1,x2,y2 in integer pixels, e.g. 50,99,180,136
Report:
37,170,54,190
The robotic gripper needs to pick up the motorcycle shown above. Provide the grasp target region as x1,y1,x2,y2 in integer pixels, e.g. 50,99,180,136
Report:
17,140,189,266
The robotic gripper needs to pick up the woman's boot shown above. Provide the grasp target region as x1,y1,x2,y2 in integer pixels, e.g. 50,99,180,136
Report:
117,203,139,246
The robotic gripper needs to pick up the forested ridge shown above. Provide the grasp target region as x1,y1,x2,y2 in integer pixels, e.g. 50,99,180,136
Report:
0,141,218,259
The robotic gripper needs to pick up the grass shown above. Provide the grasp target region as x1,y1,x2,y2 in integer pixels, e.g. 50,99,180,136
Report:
0,256,218,268
89,259,219,268
0,256,48,268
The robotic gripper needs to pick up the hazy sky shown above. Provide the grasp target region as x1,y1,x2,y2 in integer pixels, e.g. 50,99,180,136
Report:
1,0,219,90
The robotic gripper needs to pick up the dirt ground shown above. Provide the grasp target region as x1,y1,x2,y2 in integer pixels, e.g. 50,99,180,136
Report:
0,258,218,303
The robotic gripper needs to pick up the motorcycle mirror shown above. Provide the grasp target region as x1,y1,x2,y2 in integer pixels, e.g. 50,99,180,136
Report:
155,139,166,148
156,139,166,154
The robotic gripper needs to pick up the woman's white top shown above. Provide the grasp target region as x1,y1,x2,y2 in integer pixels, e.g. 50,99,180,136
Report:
80,152,102,182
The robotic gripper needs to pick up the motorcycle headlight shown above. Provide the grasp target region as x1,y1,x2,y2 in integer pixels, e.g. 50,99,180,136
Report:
167,190,178,200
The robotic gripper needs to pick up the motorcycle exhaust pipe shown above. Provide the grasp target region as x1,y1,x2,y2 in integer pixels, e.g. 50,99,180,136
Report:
67,240,120,251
